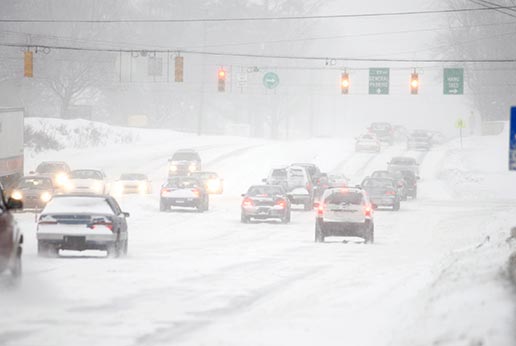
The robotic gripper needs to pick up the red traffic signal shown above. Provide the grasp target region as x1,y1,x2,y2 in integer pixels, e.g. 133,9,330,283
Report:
410,72,419,94
218,68,226,92
340,72,349,94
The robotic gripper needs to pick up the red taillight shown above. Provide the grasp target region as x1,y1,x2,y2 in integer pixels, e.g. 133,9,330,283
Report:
242,197,254,207
364,205,373,217
276,199,286,208
306,182,312,191
88,220,114,231
191,189,200,197
38,215,57,225
160,187,172,195
385,190,396,196
317,203,324,216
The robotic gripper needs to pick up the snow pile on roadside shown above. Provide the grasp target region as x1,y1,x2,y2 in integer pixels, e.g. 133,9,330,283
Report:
24,117,140,151
436,128,516,200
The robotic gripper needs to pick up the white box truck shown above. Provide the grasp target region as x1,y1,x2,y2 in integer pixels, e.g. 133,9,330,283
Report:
0,108,24,189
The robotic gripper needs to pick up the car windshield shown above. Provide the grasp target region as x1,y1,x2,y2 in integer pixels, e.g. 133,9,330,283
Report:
172,152,200,161
271,169,287,178
288,168,305,179
43,196,114,214
371,171,390,178
36,163,67,173
71,170,103,180
248,186,283,196
192,172,217,179
17,178,52,189
324,190,362,205
167,177,201,188
120,173,147,180
362,178,394,188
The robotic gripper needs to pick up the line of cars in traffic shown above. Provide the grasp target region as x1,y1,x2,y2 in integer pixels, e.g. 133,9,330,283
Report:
355,122,446,153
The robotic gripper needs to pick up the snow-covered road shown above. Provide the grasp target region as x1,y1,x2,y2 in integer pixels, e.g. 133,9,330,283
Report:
1,122,515,346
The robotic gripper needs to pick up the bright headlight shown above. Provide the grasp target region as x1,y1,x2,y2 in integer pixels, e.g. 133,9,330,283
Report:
138,182,147,194
11,190,23,200
188,164,196,172
55,173,69,186
207,179,220,192
93,182,103,193
169,165,178,172
40,191,52,203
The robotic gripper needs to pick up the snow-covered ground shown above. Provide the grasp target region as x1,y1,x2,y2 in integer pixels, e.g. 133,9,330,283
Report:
1,118,515,346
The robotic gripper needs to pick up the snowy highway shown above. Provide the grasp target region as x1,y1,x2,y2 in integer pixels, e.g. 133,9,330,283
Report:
1,124,515,346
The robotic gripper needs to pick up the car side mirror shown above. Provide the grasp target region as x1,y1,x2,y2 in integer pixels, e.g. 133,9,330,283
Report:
371,203,378,210
122,212,130,218
241,193,246,197
29,170,35,175
261,178,267,183
7,198,23,210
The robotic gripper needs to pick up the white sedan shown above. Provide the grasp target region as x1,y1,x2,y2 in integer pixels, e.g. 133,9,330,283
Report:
65,169,109,194
36,194,129,257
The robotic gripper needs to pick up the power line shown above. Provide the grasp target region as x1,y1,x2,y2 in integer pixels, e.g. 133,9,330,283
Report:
1,42,515,63
470,0,516,18
2,5,516,23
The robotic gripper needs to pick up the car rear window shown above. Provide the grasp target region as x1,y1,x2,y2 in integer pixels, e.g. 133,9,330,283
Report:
166,178,201,188
324,191,362,205
391,158,416,165
43,197,114,214
363,178,394,188
248,186,283,196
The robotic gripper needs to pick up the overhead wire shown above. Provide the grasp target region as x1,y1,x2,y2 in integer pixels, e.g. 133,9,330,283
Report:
1,5,516,23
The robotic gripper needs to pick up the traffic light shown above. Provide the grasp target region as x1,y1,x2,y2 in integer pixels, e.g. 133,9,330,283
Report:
174,56,184,82
217,68,226,92
410,72,419,94
340,72,349,94
24,51,33,78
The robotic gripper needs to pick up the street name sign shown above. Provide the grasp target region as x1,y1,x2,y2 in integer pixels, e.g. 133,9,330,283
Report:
444,68,464,95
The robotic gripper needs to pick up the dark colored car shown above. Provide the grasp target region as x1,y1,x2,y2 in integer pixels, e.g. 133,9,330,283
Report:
361,177,401,211
399,170,418,199
191,171,224,194
168,149,202,176
10,176,54,210
314,187,374,243
0,187,23,279
241,185,291,223
368,122,394,145
37,194,129,257
159,176,209,212
370,170,407,201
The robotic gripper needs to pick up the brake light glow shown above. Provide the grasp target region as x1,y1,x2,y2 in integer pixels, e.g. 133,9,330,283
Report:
242,197,254,207
364,205,373,217
276,199,286,208
306,182,312,191
317,203,324,216
385,190,396,196
191,189,200,197
88,218,114,231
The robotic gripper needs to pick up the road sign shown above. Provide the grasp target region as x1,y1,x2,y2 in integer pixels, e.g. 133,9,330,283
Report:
368,68,389,95
263,72,280,89
510,107,516,171
444,68,464,95
455,118,465,129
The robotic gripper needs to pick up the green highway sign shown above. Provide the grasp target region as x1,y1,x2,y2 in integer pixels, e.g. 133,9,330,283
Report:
444,68,464,95
263,72,280,89
369,68,390,95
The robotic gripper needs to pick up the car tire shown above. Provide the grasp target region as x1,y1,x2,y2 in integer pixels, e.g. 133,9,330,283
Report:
107,242,121,258
315,220,325,243
393,200,400,211
159,200,168,212
10,247,22,278
241,213,250,224
122,239,128,256
364,223,375,244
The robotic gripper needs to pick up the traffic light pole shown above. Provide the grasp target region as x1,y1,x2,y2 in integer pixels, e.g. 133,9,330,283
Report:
197,20,207,136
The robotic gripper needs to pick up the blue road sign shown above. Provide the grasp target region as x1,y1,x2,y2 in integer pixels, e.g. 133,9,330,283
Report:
510,107,516,171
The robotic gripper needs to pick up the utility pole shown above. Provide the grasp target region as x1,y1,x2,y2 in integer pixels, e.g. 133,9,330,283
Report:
197,17,207,136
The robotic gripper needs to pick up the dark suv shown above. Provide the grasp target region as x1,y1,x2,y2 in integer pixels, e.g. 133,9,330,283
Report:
168,149,202,176
0,187,23,280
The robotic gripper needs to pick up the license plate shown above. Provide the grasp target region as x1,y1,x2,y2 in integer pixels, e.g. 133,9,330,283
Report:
258,208,269,214
63,236,86,246
175,200,185,204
